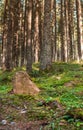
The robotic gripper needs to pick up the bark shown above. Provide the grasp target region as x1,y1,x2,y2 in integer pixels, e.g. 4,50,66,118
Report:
68,0,74,61
12,0,20,67
64,0,69,62
60,0,65,62
38,0,44,62
40,0,52,70
2,0,13,70
2,0,8,70
32,0,40,63
26,0,32,72
76,0,83,61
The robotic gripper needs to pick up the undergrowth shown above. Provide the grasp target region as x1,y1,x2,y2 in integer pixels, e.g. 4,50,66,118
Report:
0,62,83,129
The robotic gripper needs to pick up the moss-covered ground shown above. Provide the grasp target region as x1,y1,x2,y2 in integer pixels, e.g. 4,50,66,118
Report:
0,63,83,130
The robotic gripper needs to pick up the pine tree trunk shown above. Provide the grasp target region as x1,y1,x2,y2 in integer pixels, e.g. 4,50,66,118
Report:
68,0,74,61
2,0,8,70
76,0,83,61
40,0,52,70
38,0,44,62
2,0,13,70
26,0,32,72
60,0,65,62
12,1,20,67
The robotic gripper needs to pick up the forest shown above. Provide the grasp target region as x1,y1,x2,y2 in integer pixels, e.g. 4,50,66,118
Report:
0,0,83,130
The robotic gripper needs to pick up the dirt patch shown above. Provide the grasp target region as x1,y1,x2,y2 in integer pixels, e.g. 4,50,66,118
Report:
64,80,81,87
0,120,48,130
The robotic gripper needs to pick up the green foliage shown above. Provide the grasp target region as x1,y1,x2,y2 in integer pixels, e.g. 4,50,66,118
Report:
0,85,12,94
0,63,83,129
0,71,13,82
60,86,83,109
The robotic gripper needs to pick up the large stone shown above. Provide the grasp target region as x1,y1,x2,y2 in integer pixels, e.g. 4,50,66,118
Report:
12,71,40,95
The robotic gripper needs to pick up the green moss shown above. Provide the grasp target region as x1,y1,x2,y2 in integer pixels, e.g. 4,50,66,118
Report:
67,108,83,120
0,84,12,94
0,63,83,129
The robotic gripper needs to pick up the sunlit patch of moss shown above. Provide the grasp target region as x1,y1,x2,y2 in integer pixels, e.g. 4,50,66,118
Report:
0,84,12,94
32,62,39,70
59,86,83,109
13,66,26,72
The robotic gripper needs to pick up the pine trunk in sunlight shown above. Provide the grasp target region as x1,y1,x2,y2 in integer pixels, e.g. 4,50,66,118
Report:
76,0,83,61
2,0,8,70
53,0,57,61
38,0,44,62
26,0,32,72
64,0,69,62
32,0,40,63
51,0,56,62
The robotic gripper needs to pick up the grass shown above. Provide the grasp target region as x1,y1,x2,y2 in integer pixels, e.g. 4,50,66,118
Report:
0,62,83,129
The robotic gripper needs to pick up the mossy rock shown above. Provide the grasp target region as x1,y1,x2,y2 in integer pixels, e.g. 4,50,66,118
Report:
12,71,40,95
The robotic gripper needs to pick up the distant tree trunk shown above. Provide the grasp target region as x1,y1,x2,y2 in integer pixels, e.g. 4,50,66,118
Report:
20,3,25,67
81,0,83,58
38,0,44,62
2,0,13,71
24,0,27,65
51,0,56,62
76,0,83,60
32,0,39,63
60,0,65,62
2,0,8,70
64,0,68,62
34,3,39,63
68,0,74,61
26,0,32,72
56,2,61,62
40,0,52,70
12,0,20,68
6,2,13,70
54,0,57,61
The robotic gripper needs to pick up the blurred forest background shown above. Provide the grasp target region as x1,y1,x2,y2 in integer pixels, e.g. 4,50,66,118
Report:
0,0,83,71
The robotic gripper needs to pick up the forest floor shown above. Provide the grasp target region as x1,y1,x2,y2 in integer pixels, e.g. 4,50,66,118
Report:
0,63,83,130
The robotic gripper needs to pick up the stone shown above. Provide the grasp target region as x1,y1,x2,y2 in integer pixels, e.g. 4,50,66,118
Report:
20,109,27,114
1,120,7,125
12,71,40,95
10,122,16,125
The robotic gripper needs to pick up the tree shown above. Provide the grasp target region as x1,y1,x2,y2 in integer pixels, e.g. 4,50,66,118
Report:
26,0,32,72
76,0,83,60
1,0,83,71
60,0,65,61
12,0,21,68
40,0,52,70
68,0,74,61
2,0,13,70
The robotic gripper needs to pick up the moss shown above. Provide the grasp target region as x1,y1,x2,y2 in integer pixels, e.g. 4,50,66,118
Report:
0,63,83,129
67,108,83,120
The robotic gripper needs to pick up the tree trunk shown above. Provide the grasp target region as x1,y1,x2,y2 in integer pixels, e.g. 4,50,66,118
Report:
26,0,32,72
2,0,13,71
68,0,74,61
60,0,65,62
40,0,52,70
76,0,83,61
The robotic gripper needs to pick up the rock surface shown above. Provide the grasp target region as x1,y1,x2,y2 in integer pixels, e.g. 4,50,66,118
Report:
12,71,40,95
